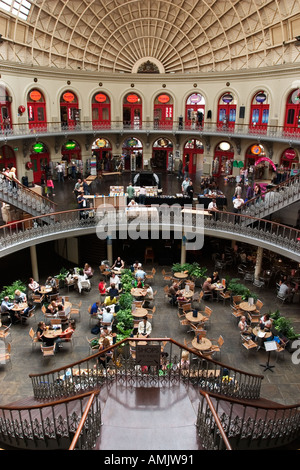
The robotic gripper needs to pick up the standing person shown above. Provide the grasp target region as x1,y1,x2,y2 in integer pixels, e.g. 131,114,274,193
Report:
245,184,254,202
74,179,82,198
46,176,54,197
184,160,189,179
177,159,183,180
208,198,219,221
56,162,64,182
233,194,244,223
127,182,135,200
138,186,146,205
234,183,242,198
71,161,77,179
82,178,90,195
186,180,194,200
181,176,190,194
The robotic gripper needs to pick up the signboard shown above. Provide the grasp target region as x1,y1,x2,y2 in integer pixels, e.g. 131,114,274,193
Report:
251,145,261,155
283,149,296,160
63,92,75,103
127,94,139,104
32,142,44,153
95,93,107,103
136,344,161,367
30,90,42,101
65,140,76,150
158,94,170,104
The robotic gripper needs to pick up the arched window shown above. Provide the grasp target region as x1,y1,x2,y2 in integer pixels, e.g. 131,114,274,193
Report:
27,89,47,130
122,137,143,171
280,148,299,171
185,93,205,129
154,94,173,129
60,91,79,130
61,140,81,165
217,93,236,130
249,91,269,133
0,88,12,131
183,139,204,175
284,89,300,134
91,138,112,173
92,92,111,129
123,93,142,129
152,137,173,170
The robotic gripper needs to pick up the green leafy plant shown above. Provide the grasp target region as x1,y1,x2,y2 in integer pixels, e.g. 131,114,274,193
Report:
55,267,69,281
270,311,300,341
0,280,27,301
227,278,257,301
172,262,207,278
120,270,134,293
119,292,133,311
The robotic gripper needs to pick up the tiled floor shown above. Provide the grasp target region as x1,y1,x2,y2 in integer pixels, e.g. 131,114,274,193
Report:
0,171,299,408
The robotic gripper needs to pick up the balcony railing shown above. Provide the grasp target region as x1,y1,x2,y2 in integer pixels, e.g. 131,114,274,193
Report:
29,338,264,402
0,206,299,260
2,120,300,143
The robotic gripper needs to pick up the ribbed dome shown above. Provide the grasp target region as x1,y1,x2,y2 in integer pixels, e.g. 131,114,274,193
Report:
0,0,300,73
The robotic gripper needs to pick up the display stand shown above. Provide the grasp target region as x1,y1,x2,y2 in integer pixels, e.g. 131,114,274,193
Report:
260,340,277,372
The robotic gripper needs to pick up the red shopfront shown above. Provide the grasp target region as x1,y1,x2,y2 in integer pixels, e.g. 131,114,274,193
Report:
60,91,80,129
27,89,47,130
92,92,111,129
185,93,205,129
280,148,299,171
0,89,12,131
123,93,142,129
154,94,173,129
284,89,300,134
249,91,269,133
217,93,236,130
30,142,50,184
152,138,173,170
183,139,204,175
0,145,16,172
213,142,234,177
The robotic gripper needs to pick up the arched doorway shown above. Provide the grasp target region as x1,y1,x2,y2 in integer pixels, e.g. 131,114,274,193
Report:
183,139,204,176
30,142,50,184
92,92,111,129
245,144,275,180
122,137,143,171
60,91,79,130
284,89,300,134
123,93,142,129
27,89,47,130
185,93,205,129
152,137,173,171
0,88,12,131
213,142,234,177
0,145,16,172
280,148,299,172
61,140,82,179
249,91,269,133
217,93,236,130
91,138,112,174
154,93,174,129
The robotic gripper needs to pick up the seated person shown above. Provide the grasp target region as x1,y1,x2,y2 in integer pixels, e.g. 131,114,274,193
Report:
36,321,55,346
101,306,114,324
202,277,216,299
278,280,293,302
54,319,76,351
208,199,219,220
143,284,153,307
83,263,93,278
46,301,58,315
22,301,34,318
137,316,152,337
28,277,40,294
134,278,144,288
132,260,142,270
210,271,220,284
98,280,107,300
1,296,19,324
109,272,120,290
98,337,113,369
260,313,273,330
107,283,119,298
104,295,117,307
14,289,27,304
46,276,58,293
90,301,101,315
169,282,180,306
135,268,146,280
128,199,138,208
238,316,256,340
111,256,124,271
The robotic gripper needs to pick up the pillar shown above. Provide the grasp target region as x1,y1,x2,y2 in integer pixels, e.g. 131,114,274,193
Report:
254,246,263,280
107,235,113,266
30,245,39,282
181,235,186,265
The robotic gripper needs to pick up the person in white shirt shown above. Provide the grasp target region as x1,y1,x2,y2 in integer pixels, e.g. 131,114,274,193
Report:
138,316,152,337
109,272,120,290
181,177,190,194
56,163,64,182
233,195,244,223
208,198,219,221
28,277,40,294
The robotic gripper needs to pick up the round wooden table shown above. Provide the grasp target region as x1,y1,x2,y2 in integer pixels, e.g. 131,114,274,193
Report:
174,272,188,280
239,302,257,313
253,327,272,340
131,288,147,297
12,302,28,312
185,311,206,323
43,327,63,339
39,286,52,295
191,337,212,352
212,283,225,291
132,307,148,318
179,289,194,299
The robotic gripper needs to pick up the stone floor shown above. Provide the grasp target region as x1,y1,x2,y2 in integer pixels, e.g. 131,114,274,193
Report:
0,171,299,408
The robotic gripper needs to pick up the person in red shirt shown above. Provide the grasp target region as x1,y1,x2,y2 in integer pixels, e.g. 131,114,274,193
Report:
98,279,106,303
54,319,76,351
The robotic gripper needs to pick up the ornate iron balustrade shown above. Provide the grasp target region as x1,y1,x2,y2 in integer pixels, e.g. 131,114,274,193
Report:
241,174,300,220
2,120,300,143
0,392,101,450
197,391,300,450
29,338,263,402
0,206,299,261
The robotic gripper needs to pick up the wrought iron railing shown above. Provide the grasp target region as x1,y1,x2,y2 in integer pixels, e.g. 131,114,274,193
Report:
2,119,300,143
241,174,300,219
29,338,264,402
0,391,101,450
0,206,299,260
197,390,300,450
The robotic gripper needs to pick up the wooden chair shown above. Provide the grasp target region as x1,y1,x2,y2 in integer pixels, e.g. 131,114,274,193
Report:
70,300,82,322
208,335,224,359
32,294,44,308
202,290,213,301
50,318,62,327
99,265,110,280
248,313,260,327
21,306,36,324
232,295,242,306
255,299,264,314
231,307,242,324
29,327,39,350
201,306,212,328
144,247,155,263
41,344,56,357
241,335,257,352
146,267,156,282
60,333,75,351
218,289,231,305
162,269,173,282
0,342,12,367
0,323,12,343
88,305,99,326
86,336,99,354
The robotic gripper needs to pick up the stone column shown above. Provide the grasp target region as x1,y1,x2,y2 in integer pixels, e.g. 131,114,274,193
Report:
181,235,186,265
254,246,263,280
107,234,113,265
30,245,39,282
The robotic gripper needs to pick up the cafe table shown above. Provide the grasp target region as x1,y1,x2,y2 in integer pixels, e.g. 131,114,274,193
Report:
43,327,63,339
191,337,212,352
178,289,194,299
212,283,225,291
132,307,148,318
12,302,28,312
185,311,206,324
38,286,52,295
239,302,257,313
131,288,147,298
253,327,272,340
173,272,188,280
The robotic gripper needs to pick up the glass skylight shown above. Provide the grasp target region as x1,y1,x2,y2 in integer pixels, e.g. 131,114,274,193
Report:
0,0,31,21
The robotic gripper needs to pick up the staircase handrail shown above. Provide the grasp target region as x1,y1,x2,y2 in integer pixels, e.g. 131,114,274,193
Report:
0,171,58,209
29,337,264,401
241,174,300,212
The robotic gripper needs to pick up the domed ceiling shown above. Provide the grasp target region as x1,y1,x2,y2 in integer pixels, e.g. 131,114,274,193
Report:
0,0,299,73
